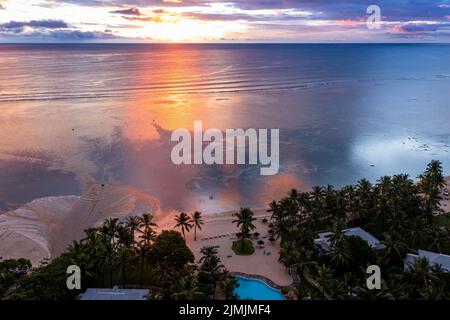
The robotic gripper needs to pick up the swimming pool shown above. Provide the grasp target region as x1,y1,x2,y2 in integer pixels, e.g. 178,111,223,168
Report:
235,276,286,300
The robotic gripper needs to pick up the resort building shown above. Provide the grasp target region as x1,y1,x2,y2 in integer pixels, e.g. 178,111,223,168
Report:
404,250,450,272
314,227,386,252
78,286,149,300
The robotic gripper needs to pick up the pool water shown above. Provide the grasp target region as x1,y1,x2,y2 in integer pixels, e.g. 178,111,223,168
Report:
235,276,286,300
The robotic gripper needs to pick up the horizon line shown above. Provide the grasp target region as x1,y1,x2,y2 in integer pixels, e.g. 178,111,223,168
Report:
1,41,450,45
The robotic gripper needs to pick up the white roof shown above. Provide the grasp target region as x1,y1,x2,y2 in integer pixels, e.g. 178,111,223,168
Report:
405,250,450,272
315,227,385,251
79,287,149,300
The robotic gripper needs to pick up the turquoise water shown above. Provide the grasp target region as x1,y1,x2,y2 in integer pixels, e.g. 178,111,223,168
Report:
235,276,285,300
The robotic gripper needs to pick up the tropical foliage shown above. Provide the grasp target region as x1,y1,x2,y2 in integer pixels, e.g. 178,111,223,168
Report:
1,214,237,300
272,160,450,299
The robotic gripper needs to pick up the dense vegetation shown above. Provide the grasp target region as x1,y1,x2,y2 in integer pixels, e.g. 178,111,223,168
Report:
1,160,449,300
271,160,450,299
1,213,239,300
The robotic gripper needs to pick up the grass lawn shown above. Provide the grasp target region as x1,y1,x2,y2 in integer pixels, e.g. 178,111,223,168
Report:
434,212,450,228
232,239,255,255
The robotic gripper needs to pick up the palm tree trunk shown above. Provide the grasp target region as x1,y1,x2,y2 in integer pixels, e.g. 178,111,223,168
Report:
101,265,105,287
109,256,113,287
194,225,197,241
122,267,126,287
140,253,144,287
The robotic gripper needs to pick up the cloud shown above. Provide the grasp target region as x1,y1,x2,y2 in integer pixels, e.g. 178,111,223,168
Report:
390,22,450,34
0,29,116,40
110,7,143,16
122,15,164,23
4,0,450,42
180,12,261,22
35,29,115,40
0,20,69,32
0,18,116,41
55,0,450,22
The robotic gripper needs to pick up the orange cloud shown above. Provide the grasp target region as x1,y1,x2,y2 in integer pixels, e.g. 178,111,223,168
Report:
339,19,362,27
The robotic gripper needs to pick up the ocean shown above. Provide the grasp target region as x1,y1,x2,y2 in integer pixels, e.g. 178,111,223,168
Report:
1,43,450,213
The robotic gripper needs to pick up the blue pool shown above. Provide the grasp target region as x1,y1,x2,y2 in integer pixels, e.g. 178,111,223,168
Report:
235,276,286,300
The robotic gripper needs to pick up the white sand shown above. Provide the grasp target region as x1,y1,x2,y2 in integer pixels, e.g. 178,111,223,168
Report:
0,182,160,266
159,209,293,287
2,176,448,284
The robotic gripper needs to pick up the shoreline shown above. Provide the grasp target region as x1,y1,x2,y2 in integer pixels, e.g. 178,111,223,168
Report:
1,176,449,285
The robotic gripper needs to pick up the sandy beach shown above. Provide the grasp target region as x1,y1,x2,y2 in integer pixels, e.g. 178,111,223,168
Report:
0,181,160,265
156,208,294,287
1,176,449,286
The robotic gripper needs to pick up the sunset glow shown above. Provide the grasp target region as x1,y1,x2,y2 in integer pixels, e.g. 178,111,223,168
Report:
0,0,450,42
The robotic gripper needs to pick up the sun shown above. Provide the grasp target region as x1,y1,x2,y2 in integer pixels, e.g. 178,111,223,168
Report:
145,19,241,42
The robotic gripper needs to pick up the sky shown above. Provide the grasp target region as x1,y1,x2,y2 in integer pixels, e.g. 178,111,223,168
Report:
0,0,450,42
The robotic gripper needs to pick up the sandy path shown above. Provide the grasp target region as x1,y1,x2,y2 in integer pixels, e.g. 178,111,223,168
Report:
159,209,293,287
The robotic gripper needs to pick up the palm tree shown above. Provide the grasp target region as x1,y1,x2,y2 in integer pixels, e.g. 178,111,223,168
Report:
329,242,351,270
117,224,133,247
191,211,204,241
101,218,121,286
232,208,256,249
125,216,141,245
137,242,148,287
303,264,335,299
199,246,218,267
418,160,446,224
424,160,446,190
139,214,157,235
139,228,156,247
116,245,134,287
279,244,301,271
428,227,449,252
138,213,157,247
381,232,407,266
221,274,240,300
327,220,346,247
377,176,392,196
171,275,206,300
204,255,224,296
267,200,282,222
308,186,325,226
355,178,374,223
174,212,193,239
82,227,107,285
407,257,434,289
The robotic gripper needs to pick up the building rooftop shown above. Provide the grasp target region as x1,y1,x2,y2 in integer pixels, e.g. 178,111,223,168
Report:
314,227,385,251
404,249,450,272
79,287,149,300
